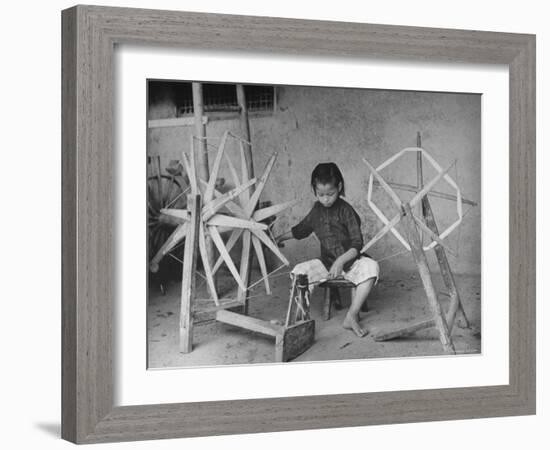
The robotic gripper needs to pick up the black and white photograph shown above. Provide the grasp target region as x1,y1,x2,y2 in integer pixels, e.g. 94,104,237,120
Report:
146,80,482,368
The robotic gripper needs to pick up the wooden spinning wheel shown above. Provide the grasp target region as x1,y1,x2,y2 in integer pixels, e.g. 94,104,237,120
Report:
159,130,296,303
363,135,476,354
148,174,186,260
169,130,297,352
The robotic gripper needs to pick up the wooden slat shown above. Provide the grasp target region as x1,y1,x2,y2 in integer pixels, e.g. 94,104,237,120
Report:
216,310,282,337
199,179,247,218
362,158,402,207
148,116,206,128
239,141,251,203
422,196,470,328
198,224,219,305
253,199,299,222
223,152,245,207
159,208,190,221
204,131,228,202
361,212,402,253
402,203,455,354
412,213,457,256
409,163,453,207
245,153,277,216
208,214,267,230
237,230,252,304
373,180,478,206
202,177,256,221
192,299,243,314
181,151,197,195
149,223,188,272
373,318,435,341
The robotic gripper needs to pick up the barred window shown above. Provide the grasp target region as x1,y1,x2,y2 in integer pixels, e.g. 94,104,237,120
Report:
148,81,275,117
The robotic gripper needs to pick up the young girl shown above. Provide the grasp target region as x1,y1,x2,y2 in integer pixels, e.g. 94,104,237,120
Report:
278,163,379,337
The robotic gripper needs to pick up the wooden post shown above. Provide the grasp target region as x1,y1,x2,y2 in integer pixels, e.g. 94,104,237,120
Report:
417,132,424,243
236,84,253,178
191,82,209,183
179,194,202,353
236,84,254,314
422,197,470,328
417,131,468,328
402,203,455,354
417,131,465,327
416,132,423,187
323,288,332,321
191,82,216,292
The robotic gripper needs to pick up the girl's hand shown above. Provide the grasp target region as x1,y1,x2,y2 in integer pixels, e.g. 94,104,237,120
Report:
328,260,344,279
275,230,293,247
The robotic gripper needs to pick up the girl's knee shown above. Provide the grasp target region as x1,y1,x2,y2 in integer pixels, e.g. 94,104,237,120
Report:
358,257,380,278
292,258,324,274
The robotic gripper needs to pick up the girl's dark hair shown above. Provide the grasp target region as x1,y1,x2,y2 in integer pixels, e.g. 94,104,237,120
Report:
310,162,345,196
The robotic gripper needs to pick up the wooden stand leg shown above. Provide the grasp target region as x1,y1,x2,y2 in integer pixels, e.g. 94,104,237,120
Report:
402,204,455,355
191,82,216,293
323,288,332,321
179,194,202,353
236,84,254,316
373,200,468,342
422,197,470,329
236,230,251,314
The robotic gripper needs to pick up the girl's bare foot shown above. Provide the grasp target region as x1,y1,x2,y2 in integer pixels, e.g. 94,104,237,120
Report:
343,311,368,337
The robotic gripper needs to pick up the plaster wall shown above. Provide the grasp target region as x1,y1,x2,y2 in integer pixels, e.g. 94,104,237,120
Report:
148,85,481,274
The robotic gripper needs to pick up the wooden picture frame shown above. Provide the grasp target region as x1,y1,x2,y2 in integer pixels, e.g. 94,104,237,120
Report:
62,5,536,444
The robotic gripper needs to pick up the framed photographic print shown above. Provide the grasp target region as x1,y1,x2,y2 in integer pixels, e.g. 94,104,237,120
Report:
62,5,535,444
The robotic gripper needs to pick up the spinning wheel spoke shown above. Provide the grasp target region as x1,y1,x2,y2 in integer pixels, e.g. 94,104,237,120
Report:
204,131,228,202
199,179,247,218
202,177,256,220
361,212,403,253
160,208,190,222
410,162,454,207
150,222,188,272
245,153,277,215
237,230,252,303
208,214,267,230
181,151,197,195
412,213,457,256
362,157,402,207
152,132,292,306
239,141,251,203
250,229,289,266
253,200,299,222
224,152,246,207
212,229,243,276
147,169,186,269
251,234,270,294
198,224,219,304
208,225,246,291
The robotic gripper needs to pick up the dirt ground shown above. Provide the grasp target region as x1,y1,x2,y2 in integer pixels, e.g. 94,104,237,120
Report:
147,268,481,368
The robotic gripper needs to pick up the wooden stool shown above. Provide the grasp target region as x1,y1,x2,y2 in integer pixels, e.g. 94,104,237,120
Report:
319,278,360,321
